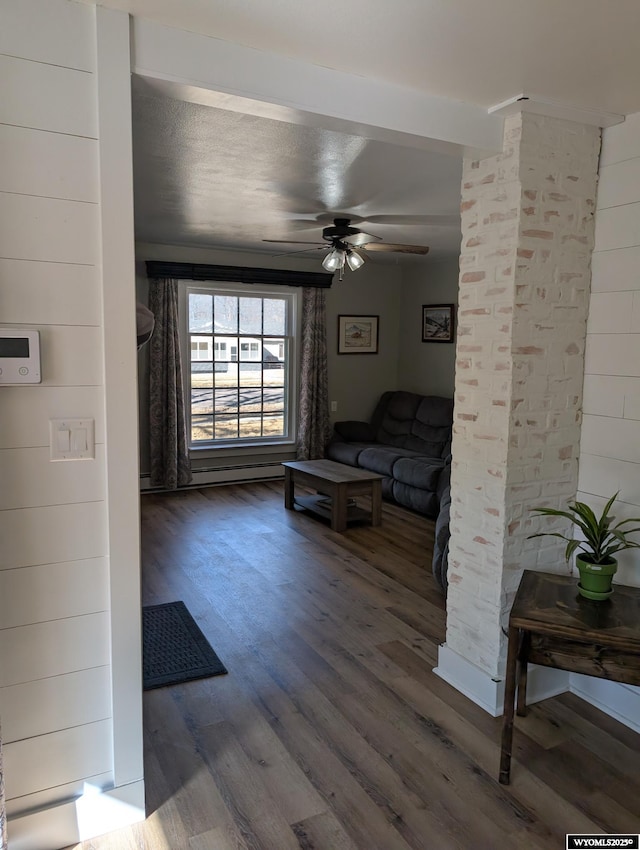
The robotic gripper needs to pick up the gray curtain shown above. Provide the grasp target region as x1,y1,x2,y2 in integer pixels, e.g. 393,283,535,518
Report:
148,278,193,489
297,287,331,460
1,727,6,850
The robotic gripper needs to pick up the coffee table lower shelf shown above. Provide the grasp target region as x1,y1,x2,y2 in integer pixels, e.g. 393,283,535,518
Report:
293,494,371,526
283,459,383,533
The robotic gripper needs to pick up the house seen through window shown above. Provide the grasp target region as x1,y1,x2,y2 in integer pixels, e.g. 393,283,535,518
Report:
187,287,294,445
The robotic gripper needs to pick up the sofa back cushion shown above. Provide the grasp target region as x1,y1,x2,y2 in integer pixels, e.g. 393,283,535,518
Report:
374,391,453,458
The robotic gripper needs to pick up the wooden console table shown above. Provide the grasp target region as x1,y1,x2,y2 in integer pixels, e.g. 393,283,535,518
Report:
500,569,640,784
282,459,383,533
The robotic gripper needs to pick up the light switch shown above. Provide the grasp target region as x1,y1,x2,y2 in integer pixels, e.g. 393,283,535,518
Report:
71,428,87,453
50,418,95,461
57,429,71,452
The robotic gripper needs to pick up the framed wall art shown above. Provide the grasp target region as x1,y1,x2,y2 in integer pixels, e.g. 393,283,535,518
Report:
422,304,455,343
337,315,379,354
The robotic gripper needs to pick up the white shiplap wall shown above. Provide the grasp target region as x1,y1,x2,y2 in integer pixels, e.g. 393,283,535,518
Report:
0,0,113,833
580,111,640,587
573,111,640,729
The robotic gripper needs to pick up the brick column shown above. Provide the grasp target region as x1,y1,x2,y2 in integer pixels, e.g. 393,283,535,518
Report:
438,113,600,702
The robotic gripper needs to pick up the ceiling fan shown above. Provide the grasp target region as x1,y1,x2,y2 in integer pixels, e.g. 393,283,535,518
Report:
263,217,430,278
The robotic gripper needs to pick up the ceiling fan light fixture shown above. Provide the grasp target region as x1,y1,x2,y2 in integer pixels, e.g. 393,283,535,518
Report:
346,249,365,271
322,247,345,272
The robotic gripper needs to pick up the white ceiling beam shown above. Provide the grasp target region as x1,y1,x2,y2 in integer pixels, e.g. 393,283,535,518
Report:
132,18,504,159
489,94,624,128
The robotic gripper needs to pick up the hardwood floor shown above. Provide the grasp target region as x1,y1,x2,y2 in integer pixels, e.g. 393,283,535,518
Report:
72,481,640,849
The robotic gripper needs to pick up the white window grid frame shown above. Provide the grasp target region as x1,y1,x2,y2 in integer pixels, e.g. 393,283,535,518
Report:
180,280,299,451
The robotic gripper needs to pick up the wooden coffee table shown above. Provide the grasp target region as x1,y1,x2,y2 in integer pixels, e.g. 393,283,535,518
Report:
282,459,383,532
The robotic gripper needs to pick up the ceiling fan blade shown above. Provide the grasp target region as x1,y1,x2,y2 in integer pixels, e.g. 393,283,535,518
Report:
342,232,382,247
361,242,430,255
283,218,330,231
307,212,459,228
262,239,323,245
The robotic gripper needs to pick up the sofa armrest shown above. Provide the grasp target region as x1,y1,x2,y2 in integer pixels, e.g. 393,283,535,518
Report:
332,420,377,443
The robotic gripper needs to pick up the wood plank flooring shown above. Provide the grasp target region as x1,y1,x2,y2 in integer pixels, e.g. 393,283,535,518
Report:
71,481,640,849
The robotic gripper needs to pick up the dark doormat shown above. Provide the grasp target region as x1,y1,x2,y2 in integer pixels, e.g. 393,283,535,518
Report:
142,601,228,690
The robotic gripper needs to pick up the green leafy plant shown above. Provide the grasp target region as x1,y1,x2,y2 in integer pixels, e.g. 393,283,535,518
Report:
528,492,640,564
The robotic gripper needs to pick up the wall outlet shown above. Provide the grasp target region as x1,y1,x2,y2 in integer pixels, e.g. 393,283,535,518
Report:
330,401,338,412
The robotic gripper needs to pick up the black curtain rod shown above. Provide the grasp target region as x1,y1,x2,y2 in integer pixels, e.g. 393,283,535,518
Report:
146,261,333,289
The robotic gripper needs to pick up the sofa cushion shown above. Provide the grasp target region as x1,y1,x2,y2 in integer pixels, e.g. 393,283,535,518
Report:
332,420,376,442
381,476,394,501
374,391,421,450
358,445,421,477
325,440,371,467
392,481,438,517
412,396,454,458
392,456,444,490
375,391,453,457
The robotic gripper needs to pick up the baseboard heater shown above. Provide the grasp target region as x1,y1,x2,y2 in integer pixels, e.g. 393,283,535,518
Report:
140,461,285,492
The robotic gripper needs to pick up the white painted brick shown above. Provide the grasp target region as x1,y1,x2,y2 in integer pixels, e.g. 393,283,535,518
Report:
449,112,598,679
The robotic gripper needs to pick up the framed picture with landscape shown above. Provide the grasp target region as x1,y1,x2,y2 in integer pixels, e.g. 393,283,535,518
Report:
337,315,379,354
422,304,455,343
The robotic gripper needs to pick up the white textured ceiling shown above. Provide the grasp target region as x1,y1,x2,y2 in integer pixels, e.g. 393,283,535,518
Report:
131,80,464,261
104,0,640,262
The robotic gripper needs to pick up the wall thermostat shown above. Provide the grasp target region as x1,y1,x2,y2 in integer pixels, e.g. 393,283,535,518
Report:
0,329,41,384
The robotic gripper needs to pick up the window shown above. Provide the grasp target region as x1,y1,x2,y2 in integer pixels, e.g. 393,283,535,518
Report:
186,286,295,446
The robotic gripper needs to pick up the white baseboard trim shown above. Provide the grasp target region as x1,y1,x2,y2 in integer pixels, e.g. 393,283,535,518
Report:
434,644,505,716
434,645,640,736
434,643,570,716
140,463,285,491
8,780,145,850
524,664,571,706
569,674,640,735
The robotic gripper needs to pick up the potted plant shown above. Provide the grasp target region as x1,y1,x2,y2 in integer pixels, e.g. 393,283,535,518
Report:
528,492,640,601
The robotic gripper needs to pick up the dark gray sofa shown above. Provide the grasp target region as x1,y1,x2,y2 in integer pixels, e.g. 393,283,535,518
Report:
326,390,452,591
432,460,451,593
